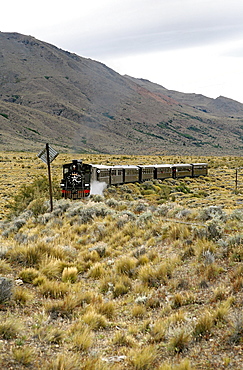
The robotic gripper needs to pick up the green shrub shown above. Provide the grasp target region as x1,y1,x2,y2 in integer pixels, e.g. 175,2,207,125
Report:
6,175,61,216
0,112,9,119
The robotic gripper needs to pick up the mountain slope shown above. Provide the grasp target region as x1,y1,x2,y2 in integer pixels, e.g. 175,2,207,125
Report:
126,76,243,117
1,32,243,155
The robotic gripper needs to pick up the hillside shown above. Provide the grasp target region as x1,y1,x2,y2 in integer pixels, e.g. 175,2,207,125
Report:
1,32,243,155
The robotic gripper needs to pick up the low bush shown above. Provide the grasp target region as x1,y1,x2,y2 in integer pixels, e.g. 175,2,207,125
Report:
6,175,61,216
0,277,13,303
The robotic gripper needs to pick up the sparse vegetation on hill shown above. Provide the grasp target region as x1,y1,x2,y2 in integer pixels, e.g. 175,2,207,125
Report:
1,153,243,368
2,32,243,155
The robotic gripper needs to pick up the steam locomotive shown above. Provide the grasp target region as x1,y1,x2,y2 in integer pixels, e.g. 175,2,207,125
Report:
60,160,208,199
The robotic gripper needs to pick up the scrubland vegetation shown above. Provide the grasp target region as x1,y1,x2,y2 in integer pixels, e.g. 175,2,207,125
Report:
1,152,243,369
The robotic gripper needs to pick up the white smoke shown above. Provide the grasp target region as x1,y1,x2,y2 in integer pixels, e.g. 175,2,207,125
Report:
90,181,107,196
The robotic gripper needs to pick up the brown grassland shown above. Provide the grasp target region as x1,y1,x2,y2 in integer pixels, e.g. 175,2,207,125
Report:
1,152,243,369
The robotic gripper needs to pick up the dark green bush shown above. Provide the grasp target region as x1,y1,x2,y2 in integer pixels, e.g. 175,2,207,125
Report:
7,175,61,216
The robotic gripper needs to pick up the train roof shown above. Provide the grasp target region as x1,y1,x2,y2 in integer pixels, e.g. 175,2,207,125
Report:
111,165,126,169
154,164,173,168
88,163,207,170
136,164,172,168
90,164,112,169
172,163,192,167
121,165,139,169
137,164,156,168
191,163,208,166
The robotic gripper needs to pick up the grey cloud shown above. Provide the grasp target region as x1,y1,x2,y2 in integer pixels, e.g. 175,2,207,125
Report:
49,0,243,59
63,23,243,60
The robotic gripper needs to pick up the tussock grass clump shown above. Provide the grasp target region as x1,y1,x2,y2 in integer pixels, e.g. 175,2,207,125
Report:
19,267,40,283
232,276,243,292
171,293,185,309
82,309,107,330
113,276,132,297
204,263,224,281
150,319,167,343
167,311,187,325
97,300,115,319
0,317,22,339
6,244,42,267
129,344,158,370
87,262,106,279
195,239,216,261
71,327,94,351
112,331,135,347
136,254,150,266
12,346,34,366
139,260,174,287
193,311,214,339
40,258,67,279
213,302,230,323
39,280,69,299
32,274,47,286
212,285,228,302
167,328,191,353
115,256,137,276
139,264,161,287
168,224,191,241
0,259,12,274
7,242,67,268
35,325,66,344
113,281,130,298
81,249,101,263
14,286,33,305
158,359,195,370
45,294,81,319
131,304,147,318
99,275,116,294
42,353,81,370
62,266,78,283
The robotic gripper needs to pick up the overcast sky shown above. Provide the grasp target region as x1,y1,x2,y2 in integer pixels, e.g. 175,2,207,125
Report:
2,0,243,102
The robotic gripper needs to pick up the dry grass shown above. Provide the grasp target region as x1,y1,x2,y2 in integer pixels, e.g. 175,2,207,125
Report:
1,153,243,368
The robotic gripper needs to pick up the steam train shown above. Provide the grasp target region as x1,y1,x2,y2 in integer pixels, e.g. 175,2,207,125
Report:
60,160,208,199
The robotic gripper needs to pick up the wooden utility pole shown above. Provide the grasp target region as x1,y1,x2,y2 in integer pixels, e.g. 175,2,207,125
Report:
38,143,58,212
46,143,53,212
